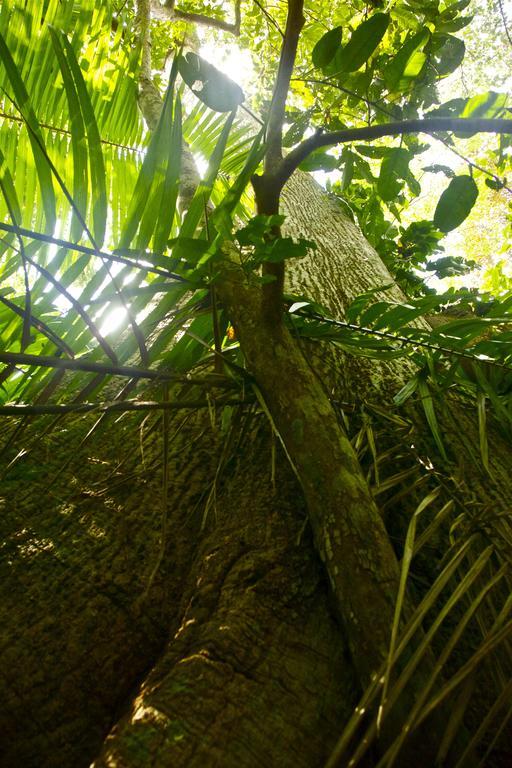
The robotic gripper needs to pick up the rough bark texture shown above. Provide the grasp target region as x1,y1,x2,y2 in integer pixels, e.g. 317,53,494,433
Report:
0,404,356,768
0,170,511,767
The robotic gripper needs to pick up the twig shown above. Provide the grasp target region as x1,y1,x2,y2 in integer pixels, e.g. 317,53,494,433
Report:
295,310,512,371
498,0,512,49
252,0,284,37
150,0,242,36
0,222,187,281
0,350,240,385
0,398,251,416
0,110,144,153
0,295,74,358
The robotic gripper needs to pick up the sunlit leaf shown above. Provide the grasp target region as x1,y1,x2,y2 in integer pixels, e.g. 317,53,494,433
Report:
312,26,343,69
433,176,478,233
332,13,390,73
178,52,244,112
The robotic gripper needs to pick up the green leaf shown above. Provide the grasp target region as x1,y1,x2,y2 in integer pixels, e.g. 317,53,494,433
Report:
119,65,178,251
178,52,244,112
430,33,465,76
48,27,88,242
299,149,339,172
461,91,508,119
283,110,311,147
153,94,182,254
433,176,478,233
423,164,455,178
0,30,56,231
174,110,237,262
417,378,447,459
332,13,390,73
59,32,107,247
384,28,430,90
377,148,411,201
477,392,489,472
394,374,420,406
312,26,342,69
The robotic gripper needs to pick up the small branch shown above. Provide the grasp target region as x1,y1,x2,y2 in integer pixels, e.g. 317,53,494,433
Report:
0,294,75,358
0,350,239,386
441,139,512,195
0,397,250,417
276,117,512,187
0,110,144,154
252,0,284,37
265,0,305,170
0,222,186,282
151,0,242,36
295,311,512,371
498,0,512,49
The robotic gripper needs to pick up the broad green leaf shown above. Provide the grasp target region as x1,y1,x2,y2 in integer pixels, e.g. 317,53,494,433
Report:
210,129,265,237
461,91,508,119
332,13,390,73
178,52,244,112
430,33,465,76
0,147,31,349
312,26,342,69
299,149,339,172
377,148,411,201
119,65,177,250
394,374,420,406
179,110,237,241
153,95,182,254
433,175,478,233
384,29,430,90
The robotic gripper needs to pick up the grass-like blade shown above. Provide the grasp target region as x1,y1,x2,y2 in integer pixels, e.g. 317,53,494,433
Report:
180,110,237,240
0,30,56,230
119,60,179,251
48,27,88,242
0,147,31,350
60,32,107,246
418,377,447,459
153,94,182,253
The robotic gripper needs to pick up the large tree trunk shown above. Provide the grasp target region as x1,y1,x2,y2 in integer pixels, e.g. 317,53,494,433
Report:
1,171,510,767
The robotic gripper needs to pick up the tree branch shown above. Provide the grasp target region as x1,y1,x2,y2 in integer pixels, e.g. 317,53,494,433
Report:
136,0,152,80
276,117,512,187
292,78,512,194
253,1,304,326
265,0,305,170
151,0,242,36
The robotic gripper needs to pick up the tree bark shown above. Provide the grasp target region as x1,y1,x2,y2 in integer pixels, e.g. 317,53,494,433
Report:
0,170,511,768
